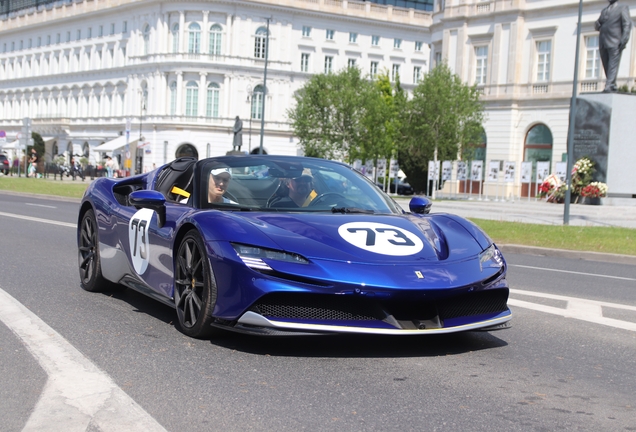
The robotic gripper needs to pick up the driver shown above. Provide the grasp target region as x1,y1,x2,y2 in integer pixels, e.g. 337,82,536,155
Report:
208,167,237,204
272,174,317,208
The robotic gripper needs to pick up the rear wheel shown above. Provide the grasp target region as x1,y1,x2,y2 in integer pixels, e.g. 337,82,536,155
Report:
174,231,218,339
78,209,110,292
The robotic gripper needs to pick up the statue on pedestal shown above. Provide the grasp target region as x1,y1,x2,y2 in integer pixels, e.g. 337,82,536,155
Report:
232,116,243,151
595,0,632,92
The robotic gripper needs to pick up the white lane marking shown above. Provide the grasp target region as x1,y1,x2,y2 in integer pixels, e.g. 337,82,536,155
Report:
510,264,636,282
0,288,167,432
0,211,76,228
25,203,57,209
509,288,636,332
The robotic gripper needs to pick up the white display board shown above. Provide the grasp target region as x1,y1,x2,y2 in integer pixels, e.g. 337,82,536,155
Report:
471,160,483,181
521,161,532,183
504,161,516,182
488,160,500,181
428,160,440,180
442,161,453,181
457,161,468,181
536,161,551,183
555,162,567,183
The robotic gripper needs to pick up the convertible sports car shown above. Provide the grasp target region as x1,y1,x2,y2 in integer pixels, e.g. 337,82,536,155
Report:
77,155,511,338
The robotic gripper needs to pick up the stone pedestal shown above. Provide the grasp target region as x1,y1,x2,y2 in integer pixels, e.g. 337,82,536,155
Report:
577,93,636,203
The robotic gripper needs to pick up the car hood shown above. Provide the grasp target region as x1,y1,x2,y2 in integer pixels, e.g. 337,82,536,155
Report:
219,212,487,264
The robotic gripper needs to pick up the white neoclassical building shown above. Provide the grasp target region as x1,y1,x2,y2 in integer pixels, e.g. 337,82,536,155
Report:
1,0,635,200
0,0,432,173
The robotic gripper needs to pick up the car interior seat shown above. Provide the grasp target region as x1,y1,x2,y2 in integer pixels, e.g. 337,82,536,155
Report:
155,157,197,202
266,180,290,207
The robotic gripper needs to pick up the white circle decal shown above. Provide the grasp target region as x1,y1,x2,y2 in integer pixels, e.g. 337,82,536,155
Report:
128,208,154,275
338,222,424,256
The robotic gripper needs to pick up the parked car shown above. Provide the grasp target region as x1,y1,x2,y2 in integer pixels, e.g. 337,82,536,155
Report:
0,154,9,175
390,178,414,195
78,155,511,339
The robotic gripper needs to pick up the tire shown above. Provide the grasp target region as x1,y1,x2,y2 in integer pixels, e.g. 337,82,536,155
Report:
174,231,218,339
78,209,110,292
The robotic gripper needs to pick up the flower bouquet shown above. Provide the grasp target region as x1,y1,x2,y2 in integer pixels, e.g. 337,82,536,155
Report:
580,182,608,198
571,157,594,197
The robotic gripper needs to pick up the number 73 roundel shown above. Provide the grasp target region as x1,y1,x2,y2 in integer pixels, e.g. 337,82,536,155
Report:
338,222,423,256
129,208,154,274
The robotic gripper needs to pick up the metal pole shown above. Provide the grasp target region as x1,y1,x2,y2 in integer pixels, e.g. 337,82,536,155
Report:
259,17,271,155
564,0,583,225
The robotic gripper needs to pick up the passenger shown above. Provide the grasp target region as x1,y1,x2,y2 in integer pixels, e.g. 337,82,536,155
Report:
208,167,237,204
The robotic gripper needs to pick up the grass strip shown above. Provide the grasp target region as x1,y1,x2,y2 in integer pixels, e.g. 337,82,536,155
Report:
0,176,89,199
472,218,636,257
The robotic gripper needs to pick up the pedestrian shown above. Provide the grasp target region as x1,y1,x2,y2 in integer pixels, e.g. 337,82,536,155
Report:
28,148,38,178
105,156,114,178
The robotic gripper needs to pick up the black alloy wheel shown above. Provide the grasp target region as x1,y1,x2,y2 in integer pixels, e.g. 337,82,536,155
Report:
174,231,217,339
78,209,109,292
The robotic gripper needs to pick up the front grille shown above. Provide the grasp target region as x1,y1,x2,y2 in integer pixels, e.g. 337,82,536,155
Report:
251,289,509,326
253,294,382,321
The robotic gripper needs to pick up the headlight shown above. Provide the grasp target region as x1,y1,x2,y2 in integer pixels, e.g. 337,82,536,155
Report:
478,244,504,272
231,243,309,271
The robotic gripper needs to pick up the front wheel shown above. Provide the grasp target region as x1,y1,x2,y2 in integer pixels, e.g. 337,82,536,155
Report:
78,209,110,292
174,231,218,339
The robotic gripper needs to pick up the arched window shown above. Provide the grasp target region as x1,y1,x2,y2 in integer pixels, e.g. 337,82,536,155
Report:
254,27,269,59
171,24,179,53
209,24,222,56
143,25,150,55
251,84,265,120
169,81,177,115
524,123,553,195
83,142,89,158
175,143,198,159
206,82,219,118
473,128,487,162
185,81,198,117
188,23,201,54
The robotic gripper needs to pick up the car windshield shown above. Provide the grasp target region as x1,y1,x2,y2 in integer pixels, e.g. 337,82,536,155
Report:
197,156,403,214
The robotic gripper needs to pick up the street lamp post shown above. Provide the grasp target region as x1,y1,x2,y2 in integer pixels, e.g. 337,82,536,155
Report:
564,0,584,225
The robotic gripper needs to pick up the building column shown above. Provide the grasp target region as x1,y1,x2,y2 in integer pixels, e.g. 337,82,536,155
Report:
176,71,183,116
202,11,209,54
179,12,185,53
199,72,207,117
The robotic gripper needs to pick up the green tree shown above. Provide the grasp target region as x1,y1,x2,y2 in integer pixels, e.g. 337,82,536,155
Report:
398,63,484,193
288,67,379,162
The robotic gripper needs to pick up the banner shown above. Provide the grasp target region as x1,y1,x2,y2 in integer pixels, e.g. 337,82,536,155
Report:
389,159,399,178
521,161,532,183
457,161,467,181
442,161,452,181
377,158,387,178
487,160,500,181
364,159,374,179
470,160,483,181
504,161,515,182
536,161,550,183
555,162,567,183
427,160,440,180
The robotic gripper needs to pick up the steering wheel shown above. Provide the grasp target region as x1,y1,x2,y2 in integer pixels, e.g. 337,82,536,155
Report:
223,190,239,203
308,192,346,207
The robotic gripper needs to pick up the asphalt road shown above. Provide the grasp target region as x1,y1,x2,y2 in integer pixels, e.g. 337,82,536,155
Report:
1,193,635,431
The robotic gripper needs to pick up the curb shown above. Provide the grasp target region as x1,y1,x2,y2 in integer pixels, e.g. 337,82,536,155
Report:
498,244,636,266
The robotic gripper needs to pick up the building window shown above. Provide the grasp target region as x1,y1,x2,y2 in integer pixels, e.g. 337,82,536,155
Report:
88,28,92,39
301,53,310,72
254,27,269,59
475,46,488,85
123,21,128,34
172,24,179,53
99,25,103,37
413,66,422,84
371,35,380,46
370,61,378,78
326,29,334,40
207,83,220,118
169,81,177,115
111,23,115,35
391,64,400,81
185,81,198,117
435,51,442,66
66,31,71,42
536,40,551,82
348,58,356,68
188,23,201,54
37,37,41,47
349,32,358,43
415,41,423,51
77,29,81,40
143,25,150,55
324,56,333,73
585,35,600,79
302,26,311,37
524,123,553,190
209,24,222,56
251,85,264,120
394,38,402,49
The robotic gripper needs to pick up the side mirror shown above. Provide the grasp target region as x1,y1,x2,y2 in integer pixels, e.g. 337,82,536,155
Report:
129,190,167,228
409,196,432,214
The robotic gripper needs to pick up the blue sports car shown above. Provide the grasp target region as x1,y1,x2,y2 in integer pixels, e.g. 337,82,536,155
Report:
78,155,511,338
